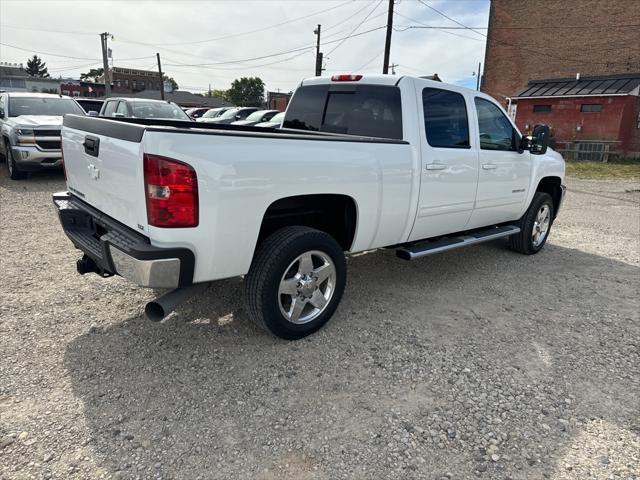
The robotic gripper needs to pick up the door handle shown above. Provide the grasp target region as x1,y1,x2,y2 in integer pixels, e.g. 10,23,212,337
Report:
482,163,498,170
426,163,447,171
83,135,100,157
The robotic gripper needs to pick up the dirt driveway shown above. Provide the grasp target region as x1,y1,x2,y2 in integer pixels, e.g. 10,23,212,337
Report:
1,170,638,480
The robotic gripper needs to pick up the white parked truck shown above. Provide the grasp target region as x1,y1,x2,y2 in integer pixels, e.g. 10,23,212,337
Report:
54,74,565,339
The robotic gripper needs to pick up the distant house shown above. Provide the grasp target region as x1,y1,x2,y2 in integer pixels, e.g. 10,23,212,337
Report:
99,89,232,108
61,81,106,98
266,91,293,111
0,63,29,91
512,73,640,160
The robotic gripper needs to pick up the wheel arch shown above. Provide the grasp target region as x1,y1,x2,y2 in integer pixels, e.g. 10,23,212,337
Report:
536,176,562,218
256,193,358,252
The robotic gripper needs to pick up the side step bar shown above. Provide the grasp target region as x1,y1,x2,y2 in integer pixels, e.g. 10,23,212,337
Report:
396,225,520,260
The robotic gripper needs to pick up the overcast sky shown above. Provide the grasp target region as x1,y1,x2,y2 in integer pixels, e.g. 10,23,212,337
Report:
0,0,490,94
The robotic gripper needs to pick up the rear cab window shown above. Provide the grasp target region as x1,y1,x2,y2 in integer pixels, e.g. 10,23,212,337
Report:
283,84,403,140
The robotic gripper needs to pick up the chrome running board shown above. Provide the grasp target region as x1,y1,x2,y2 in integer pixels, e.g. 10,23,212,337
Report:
396,225,521,260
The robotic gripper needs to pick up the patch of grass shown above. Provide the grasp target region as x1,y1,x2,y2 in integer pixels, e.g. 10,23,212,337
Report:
565,159,640,180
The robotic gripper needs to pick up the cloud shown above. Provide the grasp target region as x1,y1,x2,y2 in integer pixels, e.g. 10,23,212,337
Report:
0,0,489,93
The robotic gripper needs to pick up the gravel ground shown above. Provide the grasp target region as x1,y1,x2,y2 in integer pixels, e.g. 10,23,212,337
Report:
1,168,638,480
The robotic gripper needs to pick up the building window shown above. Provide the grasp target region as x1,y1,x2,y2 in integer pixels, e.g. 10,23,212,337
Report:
116,80,121,88
581,104,602,113
533,105,552,113
132,80,137,90
72,91,80,97
124,79,129,88
140,81,145,90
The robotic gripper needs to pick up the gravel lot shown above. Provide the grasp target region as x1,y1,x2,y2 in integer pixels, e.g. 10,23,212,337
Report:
1,168,638,480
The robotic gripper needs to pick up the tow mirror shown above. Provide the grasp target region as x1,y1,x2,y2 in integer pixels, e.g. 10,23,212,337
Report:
530,124,550,155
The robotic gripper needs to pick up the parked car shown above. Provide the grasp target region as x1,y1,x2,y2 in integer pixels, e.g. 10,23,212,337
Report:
196,107,232,122
231,109,279,126
199,107,258,124
54,74,565,340
185,107,210,119
99,98,191,121
254,111,285,128
75,98,104,115
0,92,85,179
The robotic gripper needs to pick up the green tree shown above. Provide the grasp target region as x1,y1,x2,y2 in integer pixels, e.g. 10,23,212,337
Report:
226,77,265,106
202,88,229,100
80,67,104,83
163,76,179,91
25,55,49,77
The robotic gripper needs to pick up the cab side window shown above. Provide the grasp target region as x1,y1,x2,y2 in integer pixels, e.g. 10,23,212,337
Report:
102,101,118,117
422,88,470,148
474,97,517,151
116,101,128,116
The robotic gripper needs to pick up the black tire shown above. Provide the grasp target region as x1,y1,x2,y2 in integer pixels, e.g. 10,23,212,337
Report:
6,145,27,180
245,226,347,340
510,192,554,255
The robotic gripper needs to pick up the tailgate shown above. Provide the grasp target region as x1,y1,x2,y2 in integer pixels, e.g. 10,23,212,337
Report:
61,115,148,233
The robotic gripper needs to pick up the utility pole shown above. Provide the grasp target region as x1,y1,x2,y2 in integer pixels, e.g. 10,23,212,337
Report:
314,24,323,76
476,62,482,90
100,32,112,97
382,0,394,74
156,53,165,100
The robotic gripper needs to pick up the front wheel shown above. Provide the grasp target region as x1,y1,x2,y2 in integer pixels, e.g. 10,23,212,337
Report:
510,192,554,254
6,145,27,180
245,226,347,340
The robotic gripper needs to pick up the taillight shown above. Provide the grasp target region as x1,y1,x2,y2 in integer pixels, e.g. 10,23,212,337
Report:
331,74,362,82
143,153,199,228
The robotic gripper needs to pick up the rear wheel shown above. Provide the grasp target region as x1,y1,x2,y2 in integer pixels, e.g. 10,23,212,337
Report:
510,192,554,254
245,226,346,340
6,145,27,180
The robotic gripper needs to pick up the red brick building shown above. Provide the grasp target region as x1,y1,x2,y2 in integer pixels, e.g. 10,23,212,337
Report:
513,74,640,159
60,81,106,98
482,0,640,102
266,91,292,111
481,0,640,158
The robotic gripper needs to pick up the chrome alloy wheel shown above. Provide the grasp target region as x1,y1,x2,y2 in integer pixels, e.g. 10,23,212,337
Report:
532,204,551,247
278,250,336,324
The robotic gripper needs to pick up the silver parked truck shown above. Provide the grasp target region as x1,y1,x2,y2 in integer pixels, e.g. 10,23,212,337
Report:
0,92,85,179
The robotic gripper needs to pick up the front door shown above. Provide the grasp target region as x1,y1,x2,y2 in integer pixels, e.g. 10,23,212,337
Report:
466,97,532,229
409,86,479,241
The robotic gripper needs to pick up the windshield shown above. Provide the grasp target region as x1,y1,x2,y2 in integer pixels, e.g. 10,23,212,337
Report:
218,108,240,120
245,110,269,122
202,108,222,118
269,112,285,124
130,102,190,120
8,97,85,117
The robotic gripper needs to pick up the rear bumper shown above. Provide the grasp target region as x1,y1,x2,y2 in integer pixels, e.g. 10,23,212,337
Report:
53,191,194,288
11,146,63,170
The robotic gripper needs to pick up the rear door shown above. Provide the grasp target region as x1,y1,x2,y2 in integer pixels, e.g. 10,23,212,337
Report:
466,97,531,228
408,84,479,241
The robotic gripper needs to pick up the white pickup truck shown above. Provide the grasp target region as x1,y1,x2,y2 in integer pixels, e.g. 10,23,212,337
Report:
54,74,565,339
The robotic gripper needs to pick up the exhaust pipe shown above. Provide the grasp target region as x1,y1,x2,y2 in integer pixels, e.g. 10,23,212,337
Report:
145,282,209,322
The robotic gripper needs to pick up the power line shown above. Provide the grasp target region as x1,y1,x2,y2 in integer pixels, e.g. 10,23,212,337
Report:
153,0,353,46
394,11,483,41
326,0,383,57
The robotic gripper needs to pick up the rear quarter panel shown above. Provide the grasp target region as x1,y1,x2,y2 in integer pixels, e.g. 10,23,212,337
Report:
142,130,414,282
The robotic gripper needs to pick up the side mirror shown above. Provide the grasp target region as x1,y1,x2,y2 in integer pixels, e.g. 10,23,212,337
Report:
0,108,4,117
530,124,550,155
87,111,99,117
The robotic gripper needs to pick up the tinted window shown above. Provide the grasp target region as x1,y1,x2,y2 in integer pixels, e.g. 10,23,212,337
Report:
284,84,403,139
474,97,517,151
533,105,552,113
102,101,118,117
236,108,257,120
283,85,328,131
8,97,85,117
422,88,469,148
